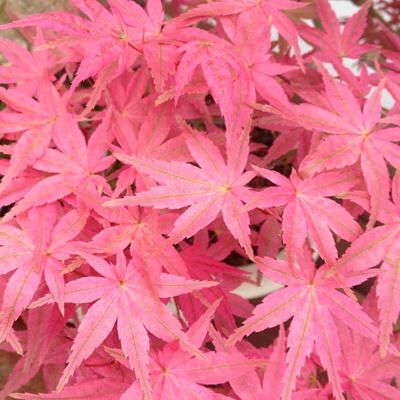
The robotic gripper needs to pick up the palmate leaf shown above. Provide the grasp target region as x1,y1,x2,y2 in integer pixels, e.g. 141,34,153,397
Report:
337,294,400,400
249,166,361,267
0,85,66,194
0,32,53,93
174,34,252,138
1,113,113,222
0,0,138,96
106,127,255,258
227,254,381,400
56,293,120,392
298,0,374,60
0,204,87,339
172,0,305,65
325,201,400,358
125,339,267,399
89,207,188,276
116,294,152,400
0,266,41,346
42,253,216,396
326,221,400,278
296,75,397,226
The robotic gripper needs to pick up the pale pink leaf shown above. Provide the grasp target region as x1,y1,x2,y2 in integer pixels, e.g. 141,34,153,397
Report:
300,135,362,176
44,259,64,315
0,267,41,343
57,294,119,391
158,273,218,297
117,294,152,400
328,224,398,277
221,195,253,259
227,286,306,346
184,352,266,385
313,302,344,400
282,200,307,268
282,294,314,400
376,254,400,356
360,141,390,226
169,198,222,243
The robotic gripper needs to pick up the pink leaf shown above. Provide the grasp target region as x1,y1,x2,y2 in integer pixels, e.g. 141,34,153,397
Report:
57,294,119,391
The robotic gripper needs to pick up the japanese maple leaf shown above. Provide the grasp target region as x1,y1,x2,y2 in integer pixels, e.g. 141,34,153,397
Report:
110,98,188,195
338,308,400,400
174,31,254,139
229,10,297,106
172,0,305,66
47,252,216,397
296,73,400,225
0,0,139,100
111,300,263,400
0,168,46,213
1,111,114,222
106,122,256,258
248,166,361,267
107,0,166,44
230,327,333,399
0,30,58,96
178,232,253,333
0,204,87,349
107,68,149,137
298,0,376,61
1,1,175,105
252,115,305,168
85,205,189,307
107,69,150,187
0,83,75,195
145,347,263,400
89,206,188,278
329,58,371,99
230,326,286,400
226,250,381,400
327,190,400,356
109,0,182,92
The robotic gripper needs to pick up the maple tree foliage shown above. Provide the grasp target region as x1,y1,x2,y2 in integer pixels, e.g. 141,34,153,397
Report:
0,0,399,399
